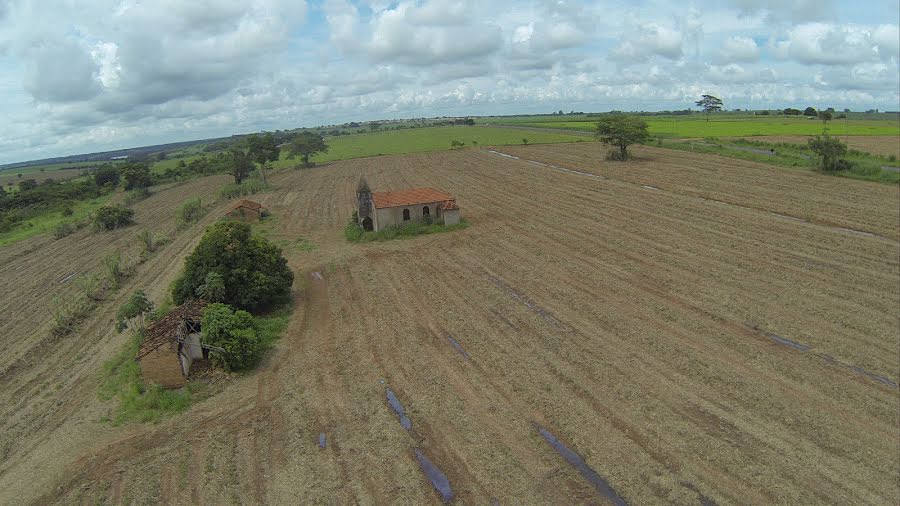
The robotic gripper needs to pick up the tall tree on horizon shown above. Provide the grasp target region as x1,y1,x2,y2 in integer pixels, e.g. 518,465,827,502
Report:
695,95,723,122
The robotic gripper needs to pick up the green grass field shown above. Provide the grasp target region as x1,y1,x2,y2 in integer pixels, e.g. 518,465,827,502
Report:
483,114,900,138
271,126,586,168
0,195,111,247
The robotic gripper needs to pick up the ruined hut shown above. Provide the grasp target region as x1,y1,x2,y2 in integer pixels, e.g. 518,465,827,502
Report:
227,199,265,222
136,299,214,389
357,187,460,232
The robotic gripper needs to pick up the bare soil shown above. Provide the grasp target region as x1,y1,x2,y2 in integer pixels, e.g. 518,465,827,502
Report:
0,146,897,505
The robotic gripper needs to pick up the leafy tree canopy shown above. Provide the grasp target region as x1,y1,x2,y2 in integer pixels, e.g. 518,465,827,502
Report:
595,114,650,160
94,165,120,187
285,131,328,168
246,132,279,167
804,106,818,116
695,94,723,121
120,163,152,190
229,148,255,184
173,221,293,311
201,303,260,371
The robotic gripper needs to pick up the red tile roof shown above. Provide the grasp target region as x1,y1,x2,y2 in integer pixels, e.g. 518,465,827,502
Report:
440,200,459,210
371,188,454,209
234,199,263,210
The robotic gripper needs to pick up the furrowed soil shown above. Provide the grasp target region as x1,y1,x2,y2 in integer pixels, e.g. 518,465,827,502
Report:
0,144,897,505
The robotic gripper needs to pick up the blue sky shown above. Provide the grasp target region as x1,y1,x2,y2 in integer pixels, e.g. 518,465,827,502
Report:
0,0,897,164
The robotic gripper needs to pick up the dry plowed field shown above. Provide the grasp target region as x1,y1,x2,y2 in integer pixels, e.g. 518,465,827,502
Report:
0,145,898,505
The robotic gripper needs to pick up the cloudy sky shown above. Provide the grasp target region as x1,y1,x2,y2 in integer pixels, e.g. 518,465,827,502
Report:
0,0,898,164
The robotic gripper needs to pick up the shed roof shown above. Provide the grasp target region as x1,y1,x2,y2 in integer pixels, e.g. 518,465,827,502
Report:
233,199,263,210
371,188,454,209
136,299,208,360
440,200,459,210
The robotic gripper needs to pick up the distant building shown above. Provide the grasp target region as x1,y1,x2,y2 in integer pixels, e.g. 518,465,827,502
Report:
357,187,460,232
136,300,216,389
226,199,266,222
110,155,129,160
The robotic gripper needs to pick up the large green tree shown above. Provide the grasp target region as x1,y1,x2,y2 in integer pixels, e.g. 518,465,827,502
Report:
595,114,650,160
94,165,120,187
695,94,723,122
201,303,260,371
173,221,294,311
246,132,279,183
229,148,254,184
285,131,328,168
120,163,152,190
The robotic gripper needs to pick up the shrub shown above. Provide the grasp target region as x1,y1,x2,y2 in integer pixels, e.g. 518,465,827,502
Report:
808,135,848,172
116,290,154,333
172,221,293,311
94,166,120,187
123,187,152,205
201,303,261,371
137,229,156,254
103,253,126,290
121,163,152,190
93,204,135,231
175,197,204,227
53,222,76,239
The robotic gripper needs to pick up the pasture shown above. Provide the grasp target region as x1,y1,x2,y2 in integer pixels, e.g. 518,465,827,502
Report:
271,125,586,168
0,143,897,504
485,114,900,138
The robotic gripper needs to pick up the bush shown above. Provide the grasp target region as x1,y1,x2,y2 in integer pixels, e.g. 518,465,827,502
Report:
201,303,261,371
123,187,151,206
94,166,120,187
116,290,153,333
121,163,152,190
93,204,135,231
808,135,848,172
172,221,293,311
53,222,75,239
175,197,205,227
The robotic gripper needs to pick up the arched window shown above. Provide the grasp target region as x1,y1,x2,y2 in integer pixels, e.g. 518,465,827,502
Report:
423,206,430,217
402,208,410,221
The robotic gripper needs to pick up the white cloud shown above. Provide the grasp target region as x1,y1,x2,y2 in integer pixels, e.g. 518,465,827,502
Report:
609,23,684,64
716,36,760,63
0,0,898,164
773,23,898,65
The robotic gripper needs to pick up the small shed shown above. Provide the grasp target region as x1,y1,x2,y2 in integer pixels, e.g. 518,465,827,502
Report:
136,300,211,389
227,199,265,222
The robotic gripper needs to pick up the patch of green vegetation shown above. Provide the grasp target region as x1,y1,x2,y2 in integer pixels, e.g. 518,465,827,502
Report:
345,215,469,243
0,195,110,246
293,237,316,251
271,126,583,168
254,305,292,349
502,116,900,138
98,331,198,425
660,138,900,184
220,179,270,199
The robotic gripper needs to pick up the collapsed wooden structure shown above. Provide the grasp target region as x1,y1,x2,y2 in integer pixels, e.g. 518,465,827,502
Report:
135,300,224,389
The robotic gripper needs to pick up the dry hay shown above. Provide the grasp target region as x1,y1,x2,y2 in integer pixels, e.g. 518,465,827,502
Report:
0,147,897,505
